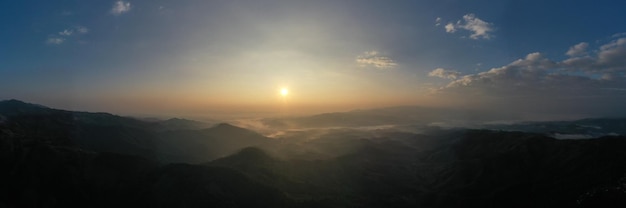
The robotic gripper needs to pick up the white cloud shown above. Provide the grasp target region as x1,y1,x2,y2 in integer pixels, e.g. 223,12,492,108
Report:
46,37,65,45
47,26,88,45
57,26,88,37
599,37,626,51
612,32,626,38
426,35,626,118
435,17,442,26
59,29,73,36
111,1,132,15
356,51,397,69
440,14,494,40
445,52,558,90
566,42,589,57
436,36,626,98
429,68,461,79
561,38,626,73
597,38,626,69
444,23,456,33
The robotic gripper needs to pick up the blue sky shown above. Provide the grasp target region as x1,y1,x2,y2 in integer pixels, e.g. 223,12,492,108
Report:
1,0,626,118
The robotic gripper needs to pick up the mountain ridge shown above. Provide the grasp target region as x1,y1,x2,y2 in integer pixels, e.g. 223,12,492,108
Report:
2,99,626,207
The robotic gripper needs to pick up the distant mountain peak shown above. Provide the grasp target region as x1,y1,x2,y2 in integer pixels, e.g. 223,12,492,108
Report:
2,99,24,103
166,117,191,122
211,147,276,166
206,123,256,134
0,99,51,115
211,123,267,135
156,117,209,131
212,123,244,130
237,147,273,159
215,122,234,127
162,117,203,125
0,99,49,108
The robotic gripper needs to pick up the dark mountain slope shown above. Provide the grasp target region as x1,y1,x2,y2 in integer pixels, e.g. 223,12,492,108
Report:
156,117,209,131
0,100,271,163
0,100,159,159
0,99,51,115
485,118,626,136
3,99,626,207
0,126,291,208
146,163,290,208
208,130,626,208
157,123,274,163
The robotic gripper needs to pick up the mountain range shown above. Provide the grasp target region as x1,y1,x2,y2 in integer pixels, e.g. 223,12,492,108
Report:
1,99,625,207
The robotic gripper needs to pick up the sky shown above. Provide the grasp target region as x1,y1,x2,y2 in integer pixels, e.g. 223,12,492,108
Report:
1,0,626,119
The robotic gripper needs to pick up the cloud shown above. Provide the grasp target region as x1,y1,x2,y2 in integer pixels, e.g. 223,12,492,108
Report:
612,32,626,38
437,36,626,97
566,42,589,57
440,14,494,40
47,26,89,45
435,17,442,26
420,35,626,118
57,26,88,37
76,26,89,34
111,1,132,15
597,38,626,69
444,52,558,91
46,37,65,45
444,23,456,33
356,51,397,69
59,29,73,36
429,68,461,79
561,38,626,74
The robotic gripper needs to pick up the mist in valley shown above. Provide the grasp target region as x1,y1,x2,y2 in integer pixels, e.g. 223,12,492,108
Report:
2,99,626,207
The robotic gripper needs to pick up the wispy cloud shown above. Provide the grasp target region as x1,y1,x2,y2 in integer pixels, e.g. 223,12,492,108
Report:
57,26,89,37
76,26,89,34
111,1,132,15
439,14,494,40
47,26,89,45
429,68,461,79
46,37,65,45
444,52,557,90
435,17,442,26
612,32,626,38
566,42,589,57
356,51,397,69
59,29,73,36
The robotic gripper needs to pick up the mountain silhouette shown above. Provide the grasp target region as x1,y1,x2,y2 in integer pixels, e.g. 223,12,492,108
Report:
206,130,626,207
154,117,210,131
0,100,272,163
2,99,626,207
157,123,274,163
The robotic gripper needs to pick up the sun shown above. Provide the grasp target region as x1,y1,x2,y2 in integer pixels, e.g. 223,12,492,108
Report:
280,88,289,96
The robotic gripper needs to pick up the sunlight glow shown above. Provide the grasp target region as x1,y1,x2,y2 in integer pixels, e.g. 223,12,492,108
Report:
280,88,289,97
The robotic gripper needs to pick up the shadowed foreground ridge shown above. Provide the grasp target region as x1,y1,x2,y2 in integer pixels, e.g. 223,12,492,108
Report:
1,100,626,207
